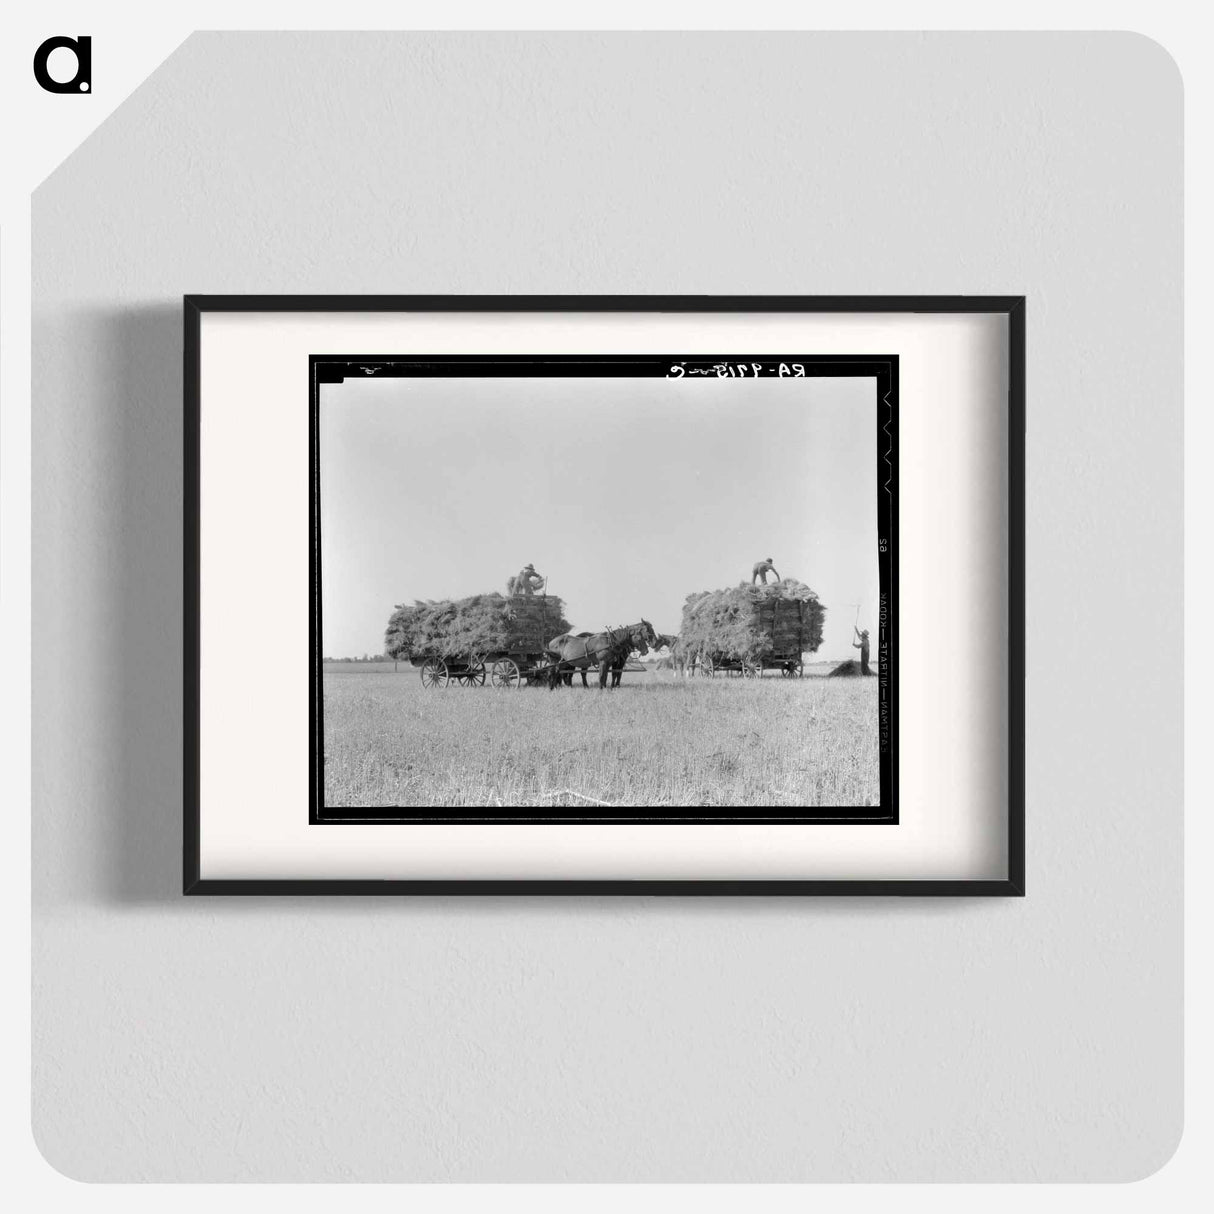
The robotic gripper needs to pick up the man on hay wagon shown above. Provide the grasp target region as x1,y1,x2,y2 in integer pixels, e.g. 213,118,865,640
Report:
507,563,546,597
751,556,780,585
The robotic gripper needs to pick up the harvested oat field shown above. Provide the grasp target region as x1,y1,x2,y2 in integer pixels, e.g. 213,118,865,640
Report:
322,668,878,809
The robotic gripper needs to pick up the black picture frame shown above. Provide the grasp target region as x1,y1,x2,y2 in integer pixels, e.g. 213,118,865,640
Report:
184,295,1025,896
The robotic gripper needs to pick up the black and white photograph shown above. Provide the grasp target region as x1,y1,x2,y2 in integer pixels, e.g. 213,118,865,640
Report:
313,354,897,820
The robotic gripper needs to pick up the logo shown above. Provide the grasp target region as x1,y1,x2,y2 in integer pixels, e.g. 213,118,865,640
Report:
33,35,91,94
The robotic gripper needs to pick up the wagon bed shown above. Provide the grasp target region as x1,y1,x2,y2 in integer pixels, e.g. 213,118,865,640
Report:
697,650,805,678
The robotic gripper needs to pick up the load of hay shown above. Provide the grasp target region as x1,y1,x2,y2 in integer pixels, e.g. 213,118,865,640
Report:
829,659,868,677
680,579,825,663
384,593,572,662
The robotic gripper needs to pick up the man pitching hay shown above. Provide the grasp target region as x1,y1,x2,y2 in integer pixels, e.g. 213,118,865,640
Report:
507,563,545,597
853,626,872,676
751,557,780,585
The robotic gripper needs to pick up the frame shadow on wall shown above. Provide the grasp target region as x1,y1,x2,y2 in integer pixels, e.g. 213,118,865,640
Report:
97,305,185,904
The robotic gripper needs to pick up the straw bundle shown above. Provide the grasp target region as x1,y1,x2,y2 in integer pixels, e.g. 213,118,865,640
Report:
385,592,571,661
828,659,869,677
679,579,825,662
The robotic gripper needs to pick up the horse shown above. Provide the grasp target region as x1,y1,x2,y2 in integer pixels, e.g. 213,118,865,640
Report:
551,633,627,689
607,652,628,689
545,620,657,690
603,631,672,689
670,636,697,678
604,646,635,690
550,632,593,688
546,624,654,690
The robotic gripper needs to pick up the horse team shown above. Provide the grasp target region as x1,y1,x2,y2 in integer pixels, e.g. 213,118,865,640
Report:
508,564,691,690
544,621,659,691
516,556,788,687
542,622,701,689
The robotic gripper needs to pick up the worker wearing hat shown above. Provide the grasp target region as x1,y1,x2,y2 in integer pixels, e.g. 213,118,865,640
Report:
853,626,872,676
509,563,546,596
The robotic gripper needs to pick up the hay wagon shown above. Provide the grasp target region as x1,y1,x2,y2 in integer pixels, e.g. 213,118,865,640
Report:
683,584,825,679
399,593,569,690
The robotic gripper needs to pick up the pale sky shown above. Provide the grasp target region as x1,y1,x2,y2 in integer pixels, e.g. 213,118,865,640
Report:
320,374,879,659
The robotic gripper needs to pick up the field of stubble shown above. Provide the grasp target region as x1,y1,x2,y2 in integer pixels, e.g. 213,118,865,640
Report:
322,668,878,809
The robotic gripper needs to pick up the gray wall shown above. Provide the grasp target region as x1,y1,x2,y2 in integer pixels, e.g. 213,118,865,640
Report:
32,33,1182,1181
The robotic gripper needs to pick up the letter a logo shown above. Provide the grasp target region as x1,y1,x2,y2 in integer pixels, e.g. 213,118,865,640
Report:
33,35,92,94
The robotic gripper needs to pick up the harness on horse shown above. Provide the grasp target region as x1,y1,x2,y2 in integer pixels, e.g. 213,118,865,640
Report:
558,625,635,670
590,625,631,666
548,621,651,688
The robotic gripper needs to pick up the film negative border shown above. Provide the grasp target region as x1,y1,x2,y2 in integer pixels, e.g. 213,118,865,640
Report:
309,354,897,826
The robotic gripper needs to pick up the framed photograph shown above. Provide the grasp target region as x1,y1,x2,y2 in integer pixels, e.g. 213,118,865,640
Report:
185,295,1024,894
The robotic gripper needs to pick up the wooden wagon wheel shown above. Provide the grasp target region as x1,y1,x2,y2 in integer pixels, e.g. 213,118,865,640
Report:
700,655,715,678
490,658,521,690
419,658,449,689
742,661,760,678
781,660,803,678
463,661,486,688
